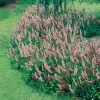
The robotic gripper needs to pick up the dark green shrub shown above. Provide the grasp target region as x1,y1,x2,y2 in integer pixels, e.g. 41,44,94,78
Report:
0,0,16,6
84,21,100,37
8,6,100,99
0,0,7,6
79,15,100,37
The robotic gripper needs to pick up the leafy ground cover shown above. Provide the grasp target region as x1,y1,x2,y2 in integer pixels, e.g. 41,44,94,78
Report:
0,9,73,100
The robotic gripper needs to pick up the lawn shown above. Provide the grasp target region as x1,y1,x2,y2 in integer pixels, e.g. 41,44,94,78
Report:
68,1,100,18
0,10,36,100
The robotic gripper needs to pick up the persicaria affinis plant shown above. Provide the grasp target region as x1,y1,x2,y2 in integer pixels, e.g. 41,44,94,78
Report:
8,6,100,99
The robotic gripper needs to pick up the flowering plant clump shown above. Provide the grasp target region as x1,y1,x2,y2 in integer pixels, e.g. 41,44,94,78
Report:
8,6,100,99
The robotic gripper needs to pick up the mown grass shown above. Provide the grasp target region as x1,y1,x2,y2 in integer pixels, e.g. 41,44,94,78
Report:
68,1,100,18
0,10,73,100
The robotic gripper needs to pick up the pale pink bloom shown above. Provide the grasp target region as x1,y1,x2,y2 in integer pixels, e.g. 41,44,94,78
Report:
74,67,78,75
70,55,75,63
96,68,100,80
44,63,52,73
73,79,78,86
81,56,87,69
96,48,100,55
78,77,83,84
33,72,43,82
68,84,74,94
35,66,42,75
58,65,66,72
81,71,88,80
92,57,97,65
55,73,61,82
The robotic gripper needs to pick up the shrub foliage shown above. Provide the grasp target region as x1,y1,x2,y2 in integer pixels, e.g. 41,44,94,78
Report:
8,6,100,99
0,0,16,6
0,0,6,6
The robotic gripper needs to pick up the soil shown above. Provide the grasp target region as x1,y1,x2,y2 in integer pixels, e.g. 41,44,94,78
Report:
0,3,17,10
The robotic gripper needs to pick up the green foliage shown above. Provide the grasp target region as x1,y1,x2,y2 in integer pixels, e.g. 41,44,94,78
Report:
79,0,100,3
16,0,37,12
0,0,7,6
75,82,100,99
0,0,16,6
18,0,37,5
84,21,100,37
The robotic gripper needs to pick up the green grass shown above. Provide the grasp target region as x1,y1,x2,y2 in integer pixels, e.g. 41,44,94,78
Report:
15,0,37,12
68,1,100,18
0,10,73,100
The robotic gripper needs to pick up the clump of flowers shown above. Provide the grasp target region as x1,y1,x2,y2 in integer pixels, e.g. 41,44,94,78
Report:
8,6,100,99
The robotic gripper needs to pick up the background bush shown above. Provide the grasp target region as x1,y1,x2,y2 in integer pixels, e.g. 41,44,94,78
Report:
0,0,16,6
0,0,7,6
